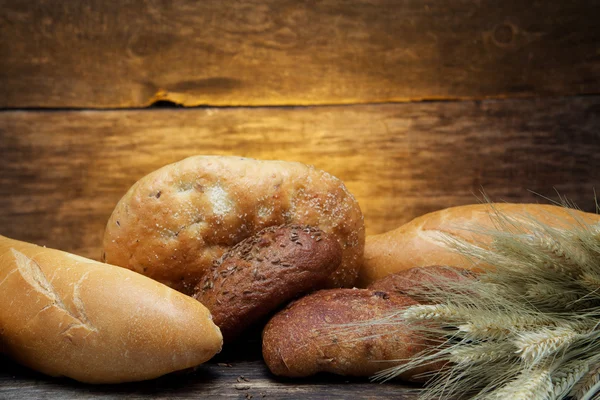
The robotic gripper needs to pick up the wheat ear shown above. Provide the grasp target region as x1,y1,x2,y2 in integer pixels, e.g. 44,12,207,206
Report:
514,327,579,367
449,342,515,365
572,362,600,399
487,367,553,400
526,282,583,310
402,304,470,322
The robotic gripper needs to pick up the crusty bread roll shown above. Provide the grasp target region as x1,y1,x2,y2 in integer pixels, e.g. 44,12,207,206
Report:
358,203,600,286
262,288,437,382
367,265,477,303
0,235,222,384
103,156,365,294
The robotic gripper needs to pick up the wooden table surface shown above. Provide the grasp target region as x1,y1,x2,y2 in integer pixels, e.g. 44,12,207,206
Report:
0,356,421,399
1,0,600,398
1,336,422,399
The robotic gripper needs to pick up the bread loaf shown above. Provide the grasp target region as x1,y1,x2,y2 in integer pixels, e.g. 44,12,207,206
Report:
359,203,600,286
367,266,476,303
0,235,222,383
103,156,364,294
193,224,342,342
262,288,437,381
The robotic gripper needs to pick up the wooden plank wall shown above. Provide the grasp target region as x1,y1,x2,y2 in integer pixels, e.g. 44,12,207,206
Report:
1,0,599,108
2,98,600,259
1,0,600,260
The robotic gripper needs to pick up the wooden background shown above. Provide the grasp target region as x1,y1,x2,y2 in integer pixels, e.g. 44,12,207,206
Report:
2,0,600,107
1,0,600,398
2,98,600,259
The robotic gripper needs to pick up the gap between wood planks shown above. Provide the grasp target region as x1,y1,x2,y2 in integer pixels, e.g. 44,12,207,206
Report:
1,93,598,113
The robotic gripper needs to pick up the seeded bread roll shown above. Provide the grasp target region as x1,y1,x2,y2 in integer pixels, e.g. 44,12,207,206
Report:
194,224,342,342
0,235,222,384
359,203,600,286
103,156,364,294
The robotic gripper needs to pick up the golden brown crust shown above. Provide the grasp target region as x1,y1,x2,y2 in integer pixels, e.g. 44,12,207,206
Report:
103,156,365,294
262,288,437,381
367,266,476,304
193,224,342,342
0,235,222,383
359,203,600,286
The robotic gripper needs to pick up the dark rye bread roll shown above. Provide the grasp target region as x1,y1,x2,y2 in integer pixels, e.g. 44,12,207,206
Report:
262,289,438,382
0,235,222,384
359,203,600,286
194,224,342,342
103,156,365,295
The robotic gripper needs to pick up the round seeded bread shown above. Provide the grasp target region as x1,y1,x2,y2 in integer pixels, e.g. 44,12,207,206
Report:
103,156,365,294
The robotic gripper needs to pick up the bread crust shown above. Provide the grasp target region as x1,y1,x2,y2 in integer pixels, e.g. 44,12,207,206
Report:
368,266,476,303
194,224,342,342
359,203,600,286
103,156,364,294
262,288,436,381
0,235,222,383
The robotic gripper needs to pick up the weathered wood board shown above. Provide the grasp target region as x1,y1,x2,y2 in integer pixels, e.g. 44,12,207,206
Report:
1,96,599,260
0,356,421,399
1,0,599,108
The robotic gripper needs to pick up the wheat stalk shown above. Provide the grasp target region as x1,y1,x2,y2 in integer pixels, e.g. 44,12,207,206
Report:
579,272,600,295
449,342,515,365
457,312,554,341
572,362,600,399
368,202,600,400
402,304,470,322
489,367,553,400
551,359,591,399
525,230,590,276
514,327,579,367
526,282,583,310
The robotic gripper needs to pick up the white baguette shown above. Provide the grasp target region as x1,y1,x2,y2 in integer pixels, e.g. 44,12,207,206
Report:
358,203,600,286
0,235,222,383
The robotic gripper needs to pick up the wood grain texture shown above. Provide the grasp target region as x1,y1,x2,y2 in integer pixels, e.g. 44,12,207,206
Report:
1,0,599,108
0,356,421,399
1,97,599,261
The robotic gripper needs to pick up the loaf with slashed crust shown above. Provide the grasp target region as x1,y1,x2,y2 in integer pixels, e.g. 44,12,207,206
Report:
103,156,364,295
358,203,600,286
0,235,222,384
